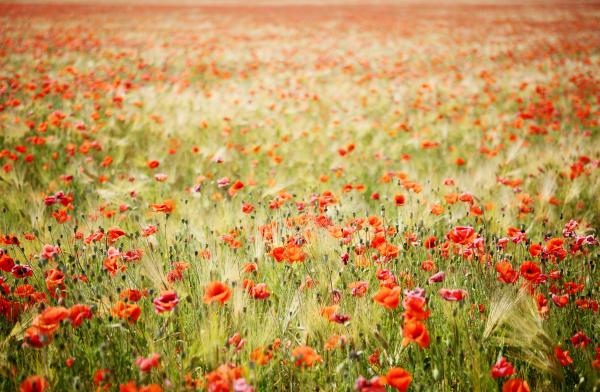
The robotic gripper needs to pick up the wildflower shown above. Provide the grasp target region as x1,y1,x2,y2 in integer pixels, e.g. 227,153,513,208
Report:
205,364,248,391
12,264,33,279
228,180,244,196
68,304,92,327
439,288,467,302
385,367,412,392
107,227,126,244
394,194,406,206
519,261,540,281
249,283,270,300
204,281,232,304
250,347,273,365
324,334,347,351
446,226,476,245
495,261,519,284
150,200,174,213
355,376,386,392
153,291,179,313
349,281,369,297
551,294,569,308
554,346,573,366
45,269,66,299
491,356,515,378
112,301,141,323
427,271,445,284
135,353,160,373
241,203,254,214
402,294,430,322
401,320,430,348
142,225,158,237
372,286,401,309
570,331,591,348
20,375,48,392
502,378,530,392
291,346,322,367
40,244,60,260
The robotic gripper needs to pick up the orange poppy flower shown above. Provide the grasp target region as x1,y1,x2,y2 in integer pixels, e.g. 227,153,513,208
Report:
444,193,459,204
242,262,258,273
349,281,369,297
33,306,69,334
150,200,174,214
140,384,163,392
502,378,530,392
372,286,401,309
401,320,430,348
203,281,232,305
377,242,399,258
286,245,306,263
112,301,141,323
385,367,412,392
495,261,519,284
291,346,322,367
324,334,346,351
251,347,273,365
320,305,338,320
45,268,65,298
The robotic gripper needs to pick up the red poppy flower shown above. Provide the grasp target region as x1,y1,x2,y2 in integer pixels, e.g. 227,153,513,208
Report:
20,375,48,392
249,283,270,300
439,288,467,302
135,353,161,373
228,180,244,197
394,194,406,206
491,356,515,378
107,227,126,244
68,304,92,327
519,261,541,281
446,226,476,245
555,346,573,366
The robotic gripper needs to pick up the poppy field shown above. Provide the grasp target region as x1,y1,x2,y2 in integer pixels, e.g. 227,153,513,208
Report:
0,2,599,391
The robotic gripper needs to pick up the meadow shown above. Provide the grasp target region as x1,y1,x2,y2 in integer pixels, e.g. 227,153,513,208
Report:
0,2,599,391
